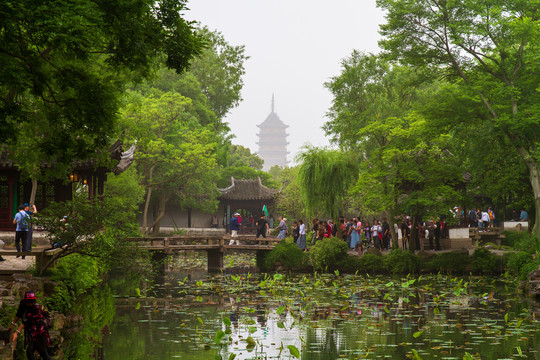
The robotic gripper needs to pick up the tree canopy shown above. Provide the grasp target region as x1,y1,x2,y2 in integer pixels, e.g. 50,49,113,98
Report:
377,0,540,236
297,147,359,219
0,0,204,163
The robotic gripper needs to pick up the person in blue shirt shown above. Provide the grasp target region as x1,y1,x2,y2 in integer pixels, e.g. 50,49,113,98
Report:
24,203,37,252
229,213,240,245
13,205,30,259
519,209,528,221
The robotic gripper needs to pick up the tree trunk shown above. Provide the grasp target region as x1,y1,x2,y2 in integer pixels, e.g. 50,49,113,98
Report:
386,210,399,249
516,147,540,240
526,164,540,240
29,178,37,206
142,164,156,234
151,192,169,235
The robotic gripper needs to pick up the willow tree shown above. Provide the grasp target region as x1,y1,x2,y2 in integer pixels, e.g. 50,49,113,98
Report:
297,147,359,219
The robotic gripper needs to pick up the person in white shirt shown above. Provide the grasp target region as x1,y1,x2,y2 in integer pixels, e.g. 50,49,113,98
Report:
481,210,490,231
371,220,382,249
297,219,306,250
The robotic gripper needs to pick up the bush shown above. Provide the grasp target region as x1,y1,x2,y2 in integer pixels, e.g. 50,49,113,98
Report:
427,251,471,274
309,237,348,271
472,247,501,274
358,253,385,273
383,249,423,274
264,241,307,271
504,251,540,279
337,255,362,273
45,254,107,313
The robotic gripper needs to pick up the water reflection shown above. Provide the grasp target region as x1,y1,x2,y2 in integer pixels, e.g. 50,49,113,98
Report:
100,273,540,359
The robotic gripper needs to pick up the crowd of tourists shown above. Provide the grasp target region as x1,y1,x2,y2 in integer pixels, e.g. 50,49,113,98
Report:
225,204,524,253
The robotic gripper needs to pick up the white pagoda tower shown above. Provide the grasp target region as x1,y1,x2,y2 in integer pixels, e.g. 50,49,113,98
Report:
256,95,289,171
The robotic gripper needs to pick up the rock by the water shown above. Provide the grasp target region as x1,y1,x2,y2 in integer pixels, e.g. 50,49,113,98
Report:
527,269,540,298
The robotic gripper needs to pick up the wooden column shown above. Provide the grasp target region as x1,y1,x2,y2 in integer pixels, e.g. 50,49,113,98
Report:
207,249,223,273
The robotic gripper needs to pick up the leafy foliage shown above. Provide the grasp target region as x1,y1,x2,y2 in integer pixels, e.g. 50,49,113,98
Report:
427,251,471,275
358,253,385,273
226,145,264,170
119,91,220,233
35,190,143,274
309,237,349,271
263,241,308,271
0,0,203,162
504,251,539,280
297,147,359,219
273,166,308,221
383,249,423,274
377,0,540,238
472,248,501,275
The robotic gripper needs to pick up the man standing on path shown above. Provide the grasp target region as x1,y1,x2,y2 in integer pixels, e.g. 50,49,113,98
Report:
256,214,269,238
276,216,288,239
229,213,241,245
13,205,30,259
24,203,37,251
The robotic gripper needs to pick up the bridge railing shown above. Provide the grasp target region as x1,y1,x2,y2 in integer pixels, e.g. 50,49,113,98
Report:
123,235,282,251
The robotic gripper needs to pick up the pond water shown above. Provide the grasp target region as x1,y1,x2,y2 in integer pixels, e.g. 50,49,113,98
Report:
102,269,540,359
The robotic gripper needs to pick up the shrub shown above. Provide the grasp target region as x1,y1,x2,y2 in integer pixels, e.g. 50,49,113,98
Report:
45,254,106,313
472,247,501,274
309,237,348,271
427,251,471,274
337,255,362,273
501,230,540,252
504,251,540,279
383,249,423,274
264,241,307,271
358,253,385,273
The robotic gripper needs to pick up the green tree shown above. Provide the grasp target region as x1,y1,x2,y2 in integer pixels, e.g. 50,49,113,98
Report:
227,145,264,170
377,0,540,237
119,91,219,234
36,191,141,275
189,27,249,119
0,0,203,160
297,147,359,219
324,53,463,246
273,166,308,221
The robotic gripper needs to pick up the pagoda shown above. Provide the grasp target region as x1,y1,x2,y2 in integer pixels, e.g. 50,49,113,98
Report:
256,95,289,170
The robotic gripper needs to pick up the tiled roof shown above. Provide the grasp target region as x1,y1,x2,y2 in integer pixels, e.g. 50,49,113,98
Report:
0,141,130,171
256,111,289,129
219,177,278,200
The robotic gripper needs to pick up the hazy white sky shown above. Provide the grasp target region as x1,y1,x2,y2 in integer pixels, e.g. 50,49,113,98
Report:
186,1,385,165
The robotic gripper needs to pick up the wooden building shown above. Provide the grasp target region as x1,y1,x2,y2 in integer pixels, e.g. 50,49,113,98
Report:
0,141,135,231
219,177,279,229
